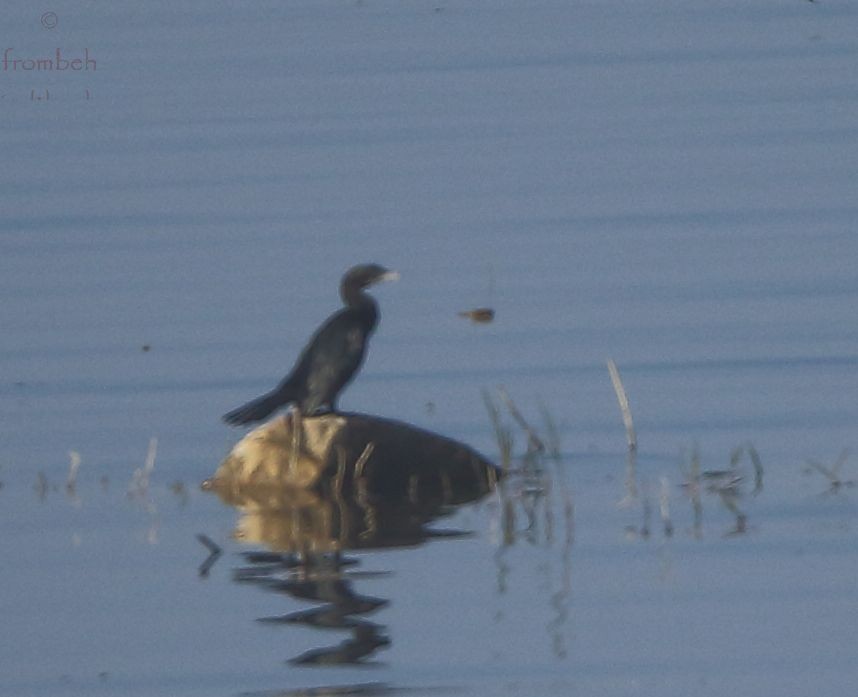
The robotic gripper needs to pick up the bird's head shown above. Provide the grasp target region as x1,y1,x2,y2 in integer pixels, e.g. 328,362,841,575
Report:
343,263,400,290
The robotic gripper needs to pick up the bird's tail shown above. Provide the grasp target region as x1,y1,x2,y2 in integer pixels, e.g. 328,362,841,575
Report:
223,387,292,426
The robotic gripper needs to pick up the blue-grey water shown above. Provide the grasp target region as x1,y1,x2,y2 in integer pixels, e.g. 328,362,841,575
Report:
2,2,857,695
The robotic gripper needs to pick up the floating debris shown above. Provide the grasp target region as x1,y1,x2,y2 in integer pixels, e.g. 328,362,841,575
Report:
170,480,189,506
458,307,495,323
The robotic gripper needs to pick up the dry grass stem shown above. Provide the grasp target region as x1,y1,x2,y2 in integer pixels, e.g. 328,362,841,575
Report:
618,447,638,506
34,471,48,500
538,403,562,463
66,450,81,493
289,408,302,480
640,482,652,538
563,494,575,547
806,448,855,494
606,358,637,451
681,446,703,538
498,386,545,453
659,475,673,537
747,444,764,495
353,442,376,480
482,389,513,471
129,437,158,499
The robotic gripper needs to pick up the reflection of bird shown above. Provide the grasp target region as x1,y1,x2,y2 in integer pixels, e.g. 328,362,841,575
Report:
224,264,398,425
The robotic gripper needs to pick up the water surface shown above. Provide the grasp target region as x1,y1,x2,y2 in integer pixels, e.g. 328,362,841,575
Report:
2,1,857,695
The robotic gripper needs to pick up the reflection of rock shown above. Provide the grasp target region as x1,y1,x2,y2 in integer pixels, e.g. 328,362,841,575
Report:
205,413,500,667
209,411,498,498
210,482,481,553
204,411,500,553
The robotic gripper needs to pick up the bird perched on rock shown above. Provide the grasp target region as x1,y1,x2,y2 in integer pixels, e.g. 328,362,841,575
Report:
223,263,399,425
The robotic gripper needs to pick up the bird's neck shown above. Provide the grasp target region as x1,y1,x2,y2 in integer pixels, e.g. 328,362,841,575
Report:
340,285,378,315
340,283,371,308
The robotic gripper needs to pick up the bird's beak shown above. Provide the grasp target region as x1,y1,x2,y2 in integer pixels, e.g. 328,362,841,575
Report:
379,270,400,283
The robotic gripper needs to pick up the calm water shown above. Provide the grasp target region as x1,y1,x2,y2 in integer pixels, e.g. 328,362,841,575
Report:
2,1,858,695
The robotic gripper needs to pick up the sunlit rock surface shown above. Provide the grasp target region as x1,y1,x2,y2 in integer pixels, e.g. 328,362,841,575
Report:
204,411,500,553
209,411,498,494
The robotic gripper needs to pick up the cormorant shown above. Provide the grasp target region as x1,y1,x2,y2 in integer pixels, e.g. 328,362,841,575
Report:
223,264,399,425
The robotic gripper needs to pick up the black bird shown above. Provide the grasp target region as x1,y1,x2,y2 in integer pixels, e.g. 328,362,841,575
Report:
223,264,399,425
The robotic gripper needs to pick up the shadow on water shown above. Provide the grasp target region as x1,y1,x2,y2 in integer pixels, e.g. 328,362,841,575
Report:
203,411,500,677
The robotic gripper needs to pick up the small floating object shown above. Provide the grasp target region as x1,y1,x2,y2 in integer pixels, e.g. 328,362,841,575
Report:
458,307,495,324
